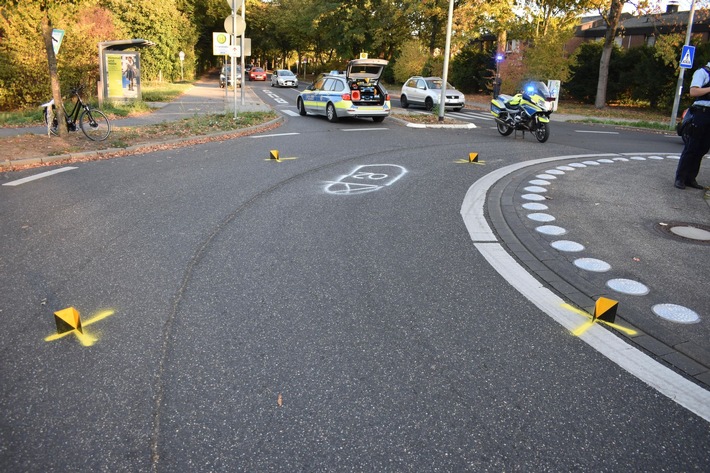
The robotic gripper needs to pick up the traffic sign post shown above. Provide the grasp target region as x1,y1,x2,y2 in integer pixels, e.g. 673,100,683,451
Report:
179,50,185,81
669,0,698,130
225,0,247,116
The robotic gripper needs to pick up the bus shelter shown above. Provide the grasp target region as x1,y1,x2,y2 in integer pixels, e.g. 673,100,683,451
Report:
98,39,155,106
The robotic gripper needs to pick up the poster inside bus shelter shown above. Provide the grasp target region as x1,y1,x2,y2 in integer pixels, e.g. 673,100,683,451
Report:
105,52,141,100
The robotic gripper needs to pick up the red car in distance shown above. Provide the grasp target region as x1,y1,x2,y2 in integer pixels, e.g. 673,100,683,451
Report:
248,67,267,81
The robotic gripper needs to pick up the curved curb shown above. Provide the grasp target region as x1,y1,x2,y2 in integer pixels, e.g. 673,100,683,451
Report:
0,116,284,171
460,153,710,423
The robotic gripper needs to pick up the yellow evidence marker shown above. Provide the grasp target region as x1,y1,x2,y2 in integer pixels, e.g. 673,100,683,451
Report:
455,152,485,165
54,306,82,334
593,297,618,323
265,149,297,162
46,309,115,346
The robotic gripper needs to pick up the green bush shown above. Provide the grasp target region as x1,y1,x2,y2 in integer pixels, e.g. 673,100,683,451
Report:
566,42,624,103
392,40,427,83
450,46,495,93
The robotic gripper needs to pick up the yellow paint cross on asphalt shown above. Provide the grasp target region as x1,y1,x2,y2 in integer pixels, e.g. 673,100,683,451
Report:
45,308,115,347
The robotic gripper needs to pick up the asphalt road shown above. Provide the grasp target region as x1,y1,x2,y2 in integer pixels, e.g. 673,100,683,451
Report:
1,80,708,471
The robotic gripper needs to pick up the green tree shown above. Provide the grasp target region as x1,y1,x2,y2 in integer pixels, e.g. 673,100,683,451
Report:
567,41,624,103
594,0,624,108
106,0,197,81
523,27,575,83
393,39,427,83
450,46,495,93
0,1,122,111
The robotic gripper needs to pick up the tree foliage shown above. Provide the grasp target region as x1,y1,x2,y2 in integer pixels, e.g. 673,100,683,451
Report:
392,40,428,83
1,0,704,111
0,0,124,110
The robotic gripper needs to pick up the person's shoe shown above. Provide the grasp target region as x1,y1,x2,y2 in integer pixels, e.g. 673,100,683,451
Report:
674,179,686,189
686,180,704,189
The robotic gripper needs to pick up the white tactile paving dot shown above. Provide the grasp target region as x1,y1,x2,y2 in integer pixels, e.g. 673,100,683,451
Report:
519,157,707,334
606,278,650,295
524,186,548,193
527,213,556,222
522,193,547,201
652,304,700,324
574,258,612,272
522,202,548,211
536,225,567,236
550,240,585,252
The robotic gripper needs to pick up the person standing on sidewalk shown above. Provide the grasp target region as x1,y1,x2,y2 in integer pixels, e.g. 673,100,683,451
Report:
675,62,710,190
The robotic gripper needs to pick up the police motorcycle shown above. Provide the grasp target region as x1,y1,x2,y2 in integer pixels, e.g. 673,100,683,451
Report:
490,81,554,143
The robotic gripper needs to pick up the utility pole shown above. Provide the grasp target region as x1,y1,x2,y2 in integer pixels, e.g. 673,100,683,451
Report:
438,0,454,122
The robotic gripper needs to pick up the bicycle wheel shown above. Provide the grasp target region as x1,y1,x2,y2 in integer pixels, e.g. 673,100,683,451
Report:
43,106,59,136
79,108,111,141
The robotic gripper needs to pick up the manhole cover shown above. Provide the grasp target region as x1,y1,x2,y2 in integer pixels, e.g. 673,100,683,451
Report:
657,222,710,244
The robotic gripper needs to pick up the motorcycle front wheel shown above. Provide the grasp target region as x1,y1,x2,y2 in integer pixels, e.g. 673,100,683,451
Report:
534,122,550,143
496,121,513,136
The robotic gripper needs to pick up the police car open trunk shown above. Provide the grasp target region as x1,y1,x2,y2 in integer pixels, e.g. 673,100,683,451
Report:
347,58,389,106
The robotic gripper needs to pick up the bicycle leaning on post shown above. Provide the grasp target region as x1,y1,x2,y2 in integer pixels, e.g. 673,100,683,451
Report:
41,85,111,141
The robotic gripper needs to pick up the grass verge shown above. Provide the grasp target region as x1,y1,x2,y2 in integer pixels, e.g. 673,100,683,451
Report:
0,111,279,165
0,81,195,126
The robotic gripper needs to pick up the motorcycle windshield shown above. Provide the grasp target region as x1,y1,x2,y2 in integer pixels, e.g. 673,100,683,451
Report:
524,81,550,98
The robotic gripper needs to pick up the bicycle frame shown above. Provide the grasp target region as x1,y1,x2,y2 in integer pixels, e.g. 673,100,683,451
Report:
41,89,84,130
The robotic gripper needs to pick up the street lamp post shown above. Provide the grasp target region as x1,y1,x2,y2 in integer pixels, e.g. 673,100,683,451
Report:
437,0,455,122
494,53,504,97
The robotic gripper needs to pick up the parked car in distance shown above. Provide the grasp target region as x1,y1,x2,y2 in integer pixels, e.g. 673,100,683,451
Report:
248,67,267,81
400,76,465,111
219,64,241,88
296,58,390,123
271,69,298,88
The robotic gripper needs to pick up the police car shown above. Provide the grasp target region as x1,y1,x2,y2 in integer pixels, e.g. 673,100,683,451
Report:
296,58,390,122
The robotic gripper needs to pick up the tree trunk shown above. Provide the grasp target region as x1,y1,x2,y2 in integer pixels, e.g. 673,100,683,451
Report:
428,17,440,55
41,14,68,136
595,0,623,109
497,29,507,56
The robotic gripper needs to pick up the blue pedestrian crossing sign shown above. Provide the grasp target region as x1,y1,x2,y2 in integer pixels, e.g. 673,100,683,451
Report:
680,45,695,69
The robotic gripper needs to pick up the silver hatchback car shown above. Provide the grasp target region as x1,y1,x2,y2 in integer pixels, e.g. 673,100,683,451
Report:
271,69,299,88
400,76,465,111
